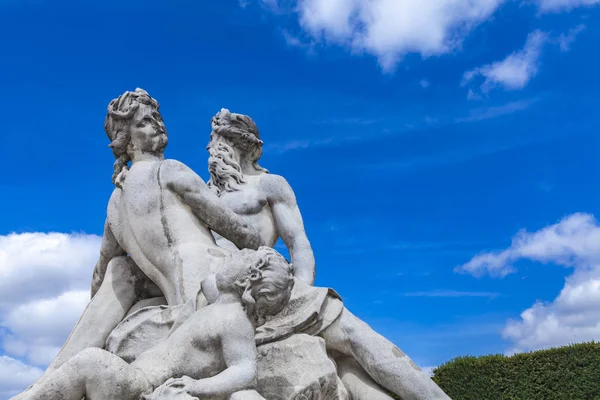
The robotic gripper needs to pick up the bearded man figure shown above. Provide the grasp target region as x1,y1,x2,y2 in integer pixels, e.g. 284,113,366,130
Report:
203,110,450,400
206,108,315,285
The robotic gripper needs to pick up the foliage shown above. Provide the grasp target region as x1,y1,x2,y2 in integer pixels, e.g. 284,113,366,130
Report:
431,341,600,400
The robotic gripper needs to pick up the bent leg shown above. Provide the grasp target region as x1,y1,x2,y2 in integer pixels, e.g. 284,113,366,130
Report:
33,257,142,385
320,309,450,400
20,348,150,400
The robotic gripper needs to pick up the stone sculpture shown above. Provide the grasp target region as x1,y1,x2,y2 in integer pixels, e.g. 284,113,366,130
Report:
17,247,293,400
11,89,451,400
21,88,264,392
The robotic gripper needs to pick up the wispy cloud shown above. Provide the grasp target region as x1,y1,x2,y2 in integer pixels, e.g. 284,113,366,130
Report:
267,96,537,154
281,29,316,54
535,0,600,12
556,24,586,52
367,140,525,172
314,117,382,126
463,25,588,97
456,213,600,278
404,290,501,299
455,98,539,123
463,30,548,95
264,136,338,153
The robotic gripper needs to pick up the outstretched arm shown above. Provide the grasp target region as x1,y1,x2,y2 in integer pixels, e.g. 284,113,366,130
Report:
164,315,258,397
263,174,315,285
90,219,126,298
162,160,263,250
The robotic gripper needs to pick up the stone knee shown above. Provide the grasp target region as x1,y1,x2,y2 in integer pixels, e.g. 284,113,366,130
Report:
321,309,362,357
105,256,138,281
104,256,144,300
66,347,108,378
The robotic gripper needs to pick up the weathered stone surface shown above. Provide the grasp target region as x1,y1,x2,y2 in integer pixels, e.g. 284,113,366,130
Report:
256,334,348,400
207,108,316,286
11,90,453,400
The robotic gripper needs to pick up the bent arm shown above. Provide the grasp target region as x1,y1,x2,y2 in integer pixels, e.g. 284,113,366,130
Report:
90,219,126,298
163,160,263,250
190,317,258,397
265,175,315,285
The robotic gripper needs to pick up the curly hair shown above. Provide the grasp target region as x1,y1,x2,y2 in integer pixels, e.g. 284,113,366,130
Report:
210,109,268,169
218,247,295,326
104,88,160,187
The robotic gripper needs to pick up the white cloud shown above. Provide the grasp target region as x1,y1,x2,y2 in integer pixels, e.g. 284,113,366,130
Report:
456,213,600,277
536,0,600,12
463,30,548,94
0,356,43,399
248,1,595,72
458,213,600,353
256,0,505,72
0,232,99,395
0,232,100,309
2,290,90,366
503,268,600,354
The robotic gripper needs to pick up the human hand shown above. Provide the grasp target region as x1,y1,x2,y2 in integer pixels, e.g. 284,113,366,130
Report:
142,377,199,400
162,376,202,398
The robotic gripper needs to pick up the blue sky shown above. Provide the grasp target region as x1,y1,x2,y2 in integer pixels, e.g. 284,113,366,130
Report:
1,0,600,396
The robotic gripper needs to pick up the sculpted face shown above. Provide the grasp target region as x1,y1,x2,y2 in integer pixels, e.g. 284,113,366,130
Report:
249,259,294,320
215,248,294,323
129,104,168,154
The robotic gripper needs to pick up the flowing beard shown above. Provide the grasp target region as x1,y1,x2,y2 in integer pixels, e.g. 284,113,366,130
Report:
207,143,246,196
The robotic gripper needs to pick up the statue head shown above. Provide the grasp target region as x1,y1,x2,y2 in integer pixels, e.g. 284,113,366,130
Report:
216,246,294,326
206,108,268,195
104,88,168,187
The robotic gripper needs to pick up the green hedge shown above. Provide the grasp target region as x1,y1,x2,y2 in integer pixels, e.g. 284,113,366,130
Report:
431,341,600,400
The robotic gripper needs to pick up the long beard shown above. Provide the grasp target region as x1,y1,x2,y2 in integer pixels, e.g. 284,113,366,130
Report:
207,143,246,196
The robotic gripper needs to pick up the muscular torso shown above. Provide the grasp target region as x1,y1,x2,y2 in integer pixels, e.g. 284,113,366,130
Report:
212,174,278,251
133,303,244,386
107,160,228,305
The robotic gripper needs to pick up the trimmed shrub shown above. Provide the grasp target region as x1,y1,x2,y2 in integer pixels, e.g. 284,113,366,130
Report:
431,341,600,400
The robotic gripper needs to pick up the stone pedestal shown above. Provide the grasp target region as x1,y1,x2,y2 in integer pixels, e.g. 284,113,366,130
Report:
256,334,349,400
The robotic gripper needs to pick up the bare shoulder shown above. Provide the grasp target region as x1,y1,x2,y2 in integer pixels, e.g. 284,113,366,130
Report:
159,159,204,188
161,159,191,175
258,174,295,201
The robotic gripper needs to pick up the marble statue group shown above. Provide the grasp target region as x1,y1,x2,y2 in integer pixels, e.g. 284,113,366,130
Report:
11,89,451,400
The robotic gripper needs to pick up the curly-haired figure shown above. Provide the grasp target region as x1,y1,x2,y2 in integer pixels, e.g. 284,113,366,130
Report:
18,89,264,396
13,247,293,400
